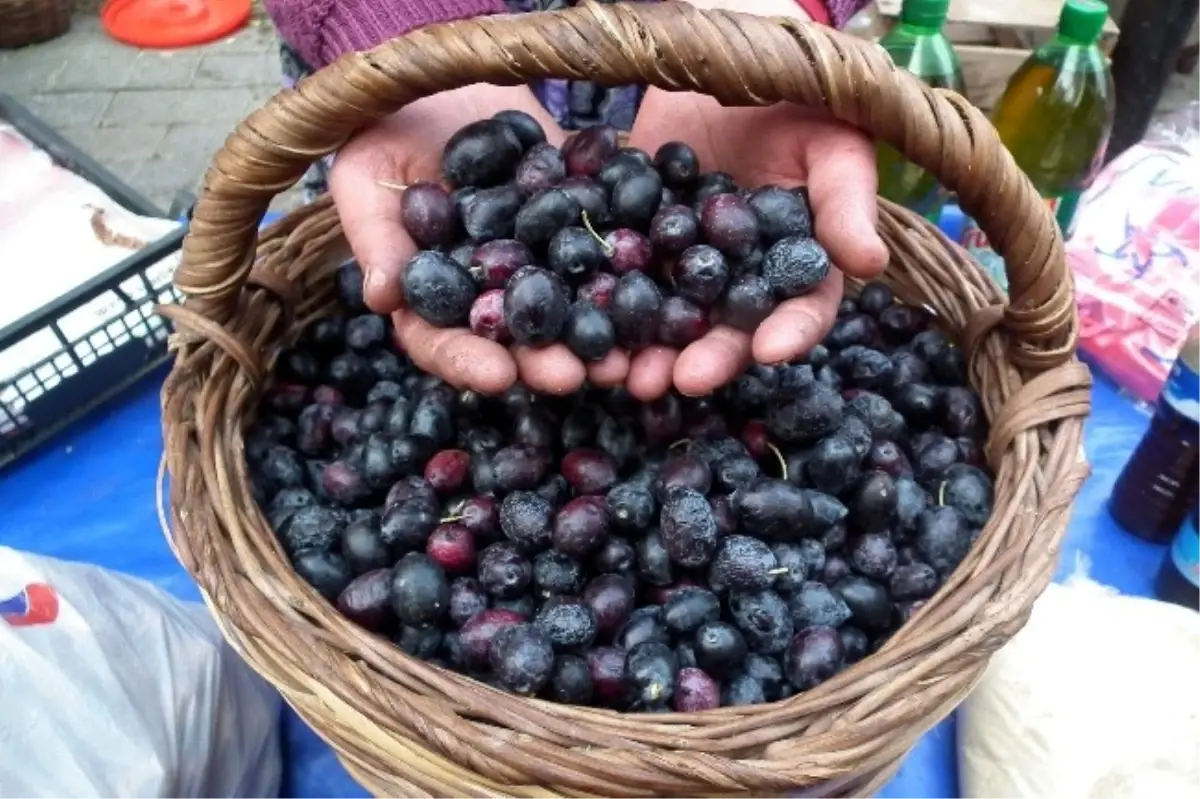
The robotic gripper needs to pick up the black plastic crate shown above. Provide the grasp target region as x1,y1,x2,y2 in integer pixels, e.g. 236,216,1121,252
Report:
0,94,189,470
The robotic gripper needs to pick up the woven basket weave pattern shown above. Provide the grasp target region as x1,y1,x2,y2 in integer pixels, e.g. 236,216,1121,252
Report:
159,3,1093,796
0,0,70,48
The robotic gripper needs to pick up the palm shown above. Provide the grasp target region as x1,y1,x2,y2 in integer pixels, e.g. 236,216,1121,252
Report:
632,93,812,187
330,85,637,396
623,88,889,398
330,82,886,400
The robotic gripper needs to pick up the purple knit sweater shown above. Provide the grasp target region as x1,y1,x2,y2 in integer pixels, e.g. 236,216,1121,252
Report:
266,0,870,73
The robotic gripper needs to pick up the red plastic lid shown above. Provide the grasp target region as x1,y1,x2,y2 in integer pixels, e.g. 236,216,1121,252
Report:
101,0,251,49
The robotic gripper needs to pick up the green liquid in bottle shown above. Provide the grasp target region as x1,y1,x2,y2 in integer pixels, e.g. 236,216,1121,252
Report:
876,0,966,222
962,0,1115,291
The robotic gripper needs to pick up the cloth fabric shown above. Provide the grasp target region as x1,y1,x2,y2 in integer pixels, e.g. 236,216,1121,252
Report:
268,0,870,74
958,577,1200,798
273,0,871,201
265,0,505,79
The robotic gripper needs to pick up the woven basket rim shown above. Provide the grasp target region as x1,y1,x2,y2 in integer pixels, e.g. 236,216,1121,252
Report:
0,0,70,49
159,4,1094,796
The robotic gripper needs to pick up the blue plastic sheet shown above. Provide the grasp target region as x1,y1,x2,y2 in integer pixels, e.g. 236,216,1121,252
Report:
0,363,1162,798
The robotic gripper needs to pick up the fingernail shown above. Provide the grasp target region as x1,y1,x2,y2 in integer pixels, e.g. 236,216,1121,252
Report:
366,267,391,294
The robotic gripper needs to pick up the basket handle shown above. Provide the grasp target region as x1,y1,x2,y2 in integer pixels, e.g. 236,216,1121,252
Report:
174,1,1076,373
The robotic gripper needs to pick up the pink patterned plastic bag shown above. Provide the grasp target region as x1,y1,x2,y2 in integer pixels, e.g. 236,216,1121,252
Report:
1069,104,1200,403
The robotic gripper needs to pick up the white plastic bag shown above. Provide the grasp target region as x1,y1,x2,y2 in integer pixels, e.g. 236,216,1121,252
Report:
0,547,282,798
958,571,1200,798
1068,102,1200,403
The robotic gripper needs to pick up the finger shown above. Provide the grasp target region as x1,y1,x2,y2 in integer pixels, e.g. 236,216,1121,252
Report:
512,344,588,396
674,325,754,397
627,346,679,401
802,123,889,278
752,270,844,365
586,349,631,388
328,139,416,315
394,310,517,394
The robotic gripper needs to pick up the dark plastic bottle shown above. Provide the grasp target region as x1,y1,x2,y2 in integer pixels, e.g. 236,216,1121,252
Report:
1156,504,1199,610
1109,324,1200,543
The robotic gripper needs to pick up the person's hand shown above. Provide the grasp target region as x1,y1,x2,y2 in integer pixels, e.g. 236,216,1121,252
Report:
331,85,626,396
621,0,890,400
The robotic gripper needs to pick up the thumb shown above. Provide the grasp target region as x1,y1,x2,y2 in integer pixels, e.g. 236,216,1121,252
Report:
328,138,417,314
802,121,889,278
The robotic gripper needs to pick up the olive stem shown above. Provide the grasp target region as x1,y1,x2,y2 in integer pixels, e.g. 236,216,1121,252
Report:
376,180,410,192
668,438,692,451
767,567,790,576
766,441,788,482
937,482,946,506
439,514,464,524
580,210,615,256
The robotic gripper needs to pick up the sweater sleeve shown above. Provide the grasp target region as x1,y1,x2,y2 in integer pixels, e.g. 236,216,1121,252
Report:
266,0,875,75
265,0,508,71
821,0,872,29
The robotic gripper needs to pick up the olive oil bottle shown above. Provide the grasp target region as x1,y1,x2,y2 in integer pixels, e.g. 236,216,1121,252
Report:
963,0,1115,290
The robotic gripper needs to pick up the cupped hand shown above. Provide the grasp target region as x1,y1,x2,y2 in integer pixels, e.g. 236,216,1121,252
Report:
624,94,890,400
330,84,625,396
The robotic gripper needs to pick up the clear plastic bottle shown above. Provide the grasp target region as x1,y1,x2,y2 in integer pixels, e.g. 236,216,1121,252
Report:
875,0,966,221
962,0,1115,290
842,2,887,41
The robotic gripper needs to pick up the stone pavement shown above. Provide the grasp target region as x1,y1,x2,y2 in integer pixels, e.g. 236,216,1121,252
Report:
0,14,300,212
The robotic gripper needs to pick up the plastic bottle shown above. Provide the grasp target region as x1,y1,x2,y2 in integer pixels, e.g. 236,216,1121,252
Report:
1156,504,1199,610
1110,323,1200,544
875,0,966,221
962,0,1115,290
842,2,887,41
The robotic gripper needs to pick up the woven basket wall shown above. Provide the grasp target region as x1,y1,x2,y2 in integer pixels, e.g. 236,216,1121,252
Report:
0,0,69,48
159,3,1093,796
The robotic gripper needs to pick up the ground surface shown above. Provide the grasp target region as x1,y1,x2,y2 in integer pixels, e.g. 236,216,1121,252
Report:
0,13,301,212
0,11,1196,217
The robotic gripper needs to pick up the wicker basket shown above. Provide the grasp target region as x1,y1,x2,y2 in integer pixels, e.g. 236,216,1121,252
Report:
160,3,1094,796
0,0,69,48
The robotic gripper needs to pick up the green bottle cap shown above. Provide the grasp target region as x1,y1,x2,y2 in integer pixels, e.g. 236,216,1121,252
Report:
1058,0,1109,44
900,0,951,28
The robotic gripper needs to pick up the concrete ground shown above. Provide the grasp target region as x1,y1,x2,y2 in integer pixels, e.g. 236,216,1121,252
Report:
0,13,302,213
0,12,1196,218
